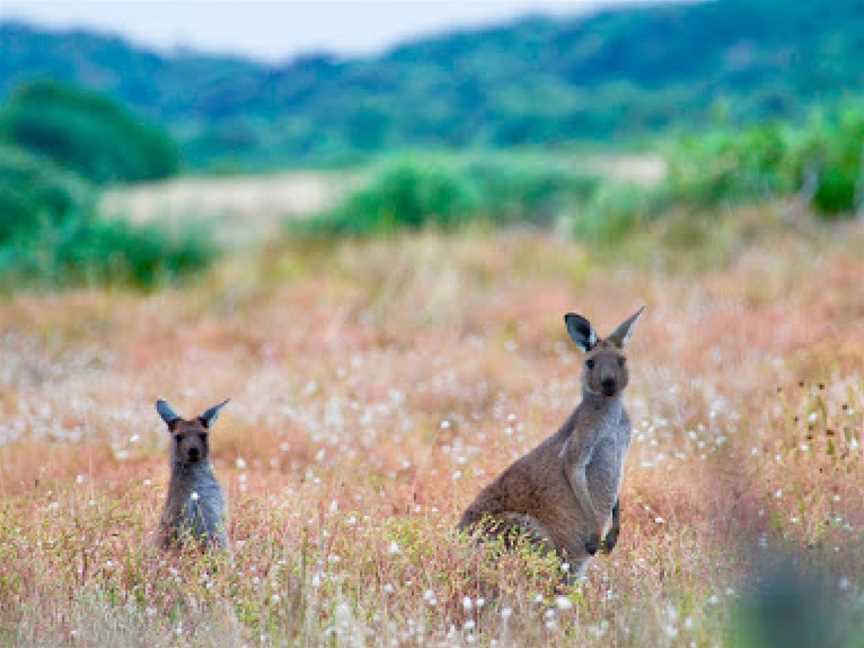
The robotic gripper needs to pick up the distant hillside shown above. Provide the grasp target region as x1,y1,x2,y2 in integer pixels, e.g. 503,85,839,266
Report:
2,0,863,166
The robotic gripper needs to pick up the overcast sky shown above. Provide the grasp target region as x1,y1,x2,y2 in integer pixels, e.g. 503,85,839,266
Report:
0,1,666,62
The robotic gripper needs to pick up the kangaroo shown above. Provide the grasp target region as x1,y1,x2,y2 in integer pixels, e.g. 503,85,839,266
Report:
155,398,231,551
458,307,644,579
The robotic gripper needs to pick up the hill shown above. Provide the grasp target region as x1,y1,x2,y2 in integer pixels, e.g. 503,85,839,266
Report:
2,0,863,166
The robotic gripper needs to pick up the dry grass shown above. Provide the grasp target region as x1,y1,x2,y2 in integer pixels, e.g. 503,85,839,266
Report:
1,211,864,646
100,171,359,247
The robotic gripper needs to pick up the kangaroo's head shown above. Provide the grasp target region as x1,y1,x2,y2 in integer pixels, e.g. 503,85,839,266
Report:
564,307,644,398
156,399,230,465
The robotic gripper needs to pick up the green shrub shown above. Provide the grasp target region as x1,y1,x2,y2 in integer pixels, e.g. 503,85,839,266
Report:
297,156,603,236
663,124,797,209
0,145,213,290
460,157,601,226
0,144,94,243
0,81,180,184
570,181,660,244
0,216,214,290
297,159,481,236
797,110,864,216
661,110,864,219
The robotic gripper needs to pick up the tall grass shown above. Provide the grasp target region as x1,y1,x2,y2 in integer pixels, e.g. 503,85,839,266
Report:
1,221,864,645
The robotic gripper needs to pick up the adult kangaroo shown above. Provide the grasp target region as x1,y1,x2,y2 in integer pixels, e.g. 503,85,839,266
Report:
458,307,644,579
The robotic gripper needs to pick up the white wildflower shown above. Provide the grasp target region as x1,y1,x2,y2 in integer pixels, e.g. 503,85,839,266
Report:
555,596,573,610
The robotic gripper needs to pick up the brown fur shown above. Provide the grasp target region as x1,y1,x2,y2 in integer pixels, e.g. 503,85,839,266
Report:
458,308,643,576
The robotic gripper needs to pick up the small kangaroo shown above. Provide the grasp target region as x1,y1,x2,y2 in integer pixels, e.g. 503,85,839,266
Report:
155,398,231,551
458,307,644,578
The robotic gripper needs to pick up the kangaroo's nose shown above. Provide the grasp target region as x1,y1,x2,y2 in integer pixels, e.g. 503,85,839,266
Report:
188,447,200,460
601,378,616,395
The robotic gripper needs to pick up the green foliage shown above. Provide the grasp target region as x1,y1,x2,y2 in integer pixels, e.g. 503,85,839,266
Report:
0,145,213,290
460,157,601,225
297,156,602,236
0,81,180,183
305,160,480,235
799,111,864,216
664,124,798,209
573,108,864,244
663,111,864,218
0,143,93,244
570,182,659,244
1,216,215,290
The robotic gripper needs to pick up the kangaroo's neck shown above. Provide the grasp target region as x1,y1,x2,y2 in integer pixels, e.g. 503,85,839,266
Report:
579,388,623,414
170,461,216,490
557,390,623,440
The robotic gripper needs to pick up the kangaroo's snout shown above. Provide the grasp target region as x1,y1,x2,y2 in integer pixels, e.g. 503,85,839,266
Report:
187,446,201,462
601,377,617,396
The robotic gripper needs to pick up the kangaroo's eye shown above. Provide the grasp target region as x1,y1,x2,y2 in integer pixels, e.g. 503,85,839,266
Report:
174,435,182,444
618,357,626,366
198,434,207,442
586,359,595,369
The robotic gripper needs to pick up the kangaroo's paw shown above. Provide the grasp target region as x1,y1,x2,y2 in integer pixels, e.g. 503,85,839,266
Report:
601,528,619,554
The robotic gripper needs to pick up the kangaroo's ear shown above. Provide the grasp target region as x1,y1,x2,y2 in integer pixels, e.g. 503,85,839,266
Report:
606,306,645,348
156,399,181,429
564,313,598,352
199,399,230,428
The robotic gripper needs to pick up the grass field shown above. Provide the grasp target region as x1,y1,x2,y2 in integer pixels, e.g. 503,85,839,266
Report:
1,204,863,646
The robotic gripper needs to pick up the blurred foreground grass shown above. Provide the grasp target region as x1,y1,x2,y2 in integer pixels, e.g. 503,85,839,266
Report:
1,209,863,645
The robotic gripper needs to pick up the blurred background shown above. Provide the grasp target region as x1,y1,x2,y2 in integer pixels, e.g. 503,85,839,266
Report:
1,0,862,287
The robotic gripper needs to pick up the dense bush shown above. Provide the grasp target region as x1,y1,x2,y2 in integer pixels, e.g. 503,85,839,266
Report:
0,145,213,290
0,144,93,243
460,157,601,225
664,124,798,209
798,110,864,216
663,112,864,217
298,156,602,236
567,109,864,244
0,81,180,184
321,160,482,235
570,181,660,244
0,216,214,290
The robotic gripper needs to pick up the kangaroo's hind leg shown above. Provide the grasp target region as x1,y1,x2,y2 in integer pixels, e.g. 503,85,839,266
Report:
602,498,620,554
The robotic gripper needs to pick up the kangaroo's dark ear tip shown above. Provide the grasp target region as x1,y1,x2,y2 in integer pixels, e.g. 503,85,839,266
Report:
564,312,585,323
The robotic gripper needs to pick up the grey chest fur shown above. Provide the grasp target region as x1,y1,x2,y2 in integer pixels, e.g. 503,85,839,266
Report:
585,408,631,517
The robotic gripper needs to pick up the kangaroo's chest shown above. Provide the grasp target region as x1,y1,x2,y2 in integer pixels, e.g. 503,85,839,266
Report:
174,475,226,537
585,416,630,514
